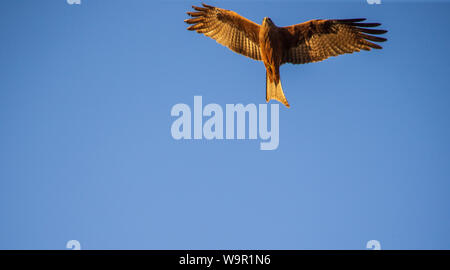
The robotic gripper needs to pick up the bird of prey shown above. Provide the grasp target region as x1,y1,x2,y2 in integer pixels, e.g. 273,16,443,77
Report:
185,3,387,108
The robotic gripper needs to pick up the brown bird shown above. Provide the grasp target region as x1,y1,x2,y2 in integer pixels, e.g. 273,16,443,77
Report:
185,3,387,108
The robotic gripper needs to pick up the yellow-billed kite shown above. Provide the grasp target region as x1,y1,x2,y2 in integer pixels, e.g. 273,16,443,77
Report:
185,3,387,108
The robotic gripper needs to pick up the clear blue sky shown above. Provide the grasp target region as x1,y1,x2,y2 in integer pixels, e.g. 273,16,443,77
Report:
1,0,450,249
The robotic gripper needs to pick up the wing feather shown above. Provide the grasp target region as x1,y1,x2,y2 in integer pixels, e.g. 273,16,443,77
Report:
185,4,262,61
281,19,387,64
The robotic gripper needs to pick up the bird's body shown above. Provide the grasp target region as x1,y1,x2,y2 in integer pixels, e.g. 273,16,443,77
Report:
185,3,387,108
259,18,288,106
260,18,281,83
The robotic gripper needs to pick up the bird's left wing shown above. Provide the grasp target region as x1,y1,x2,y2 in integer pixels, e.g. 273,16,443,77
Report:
280,19,387,64
185,4,262,61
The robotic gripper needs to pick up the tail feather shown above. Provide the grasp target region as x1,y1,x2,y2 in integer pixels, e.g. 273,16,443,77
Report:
266,72,290,108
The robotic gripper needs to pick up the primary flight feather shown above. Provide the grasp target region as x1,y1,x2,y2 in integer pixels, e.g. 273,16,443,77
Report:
185,3,387,108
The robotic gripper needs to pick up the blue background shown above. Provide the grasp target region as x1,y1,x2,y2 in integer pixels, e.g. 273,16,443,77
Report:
1,0,449,249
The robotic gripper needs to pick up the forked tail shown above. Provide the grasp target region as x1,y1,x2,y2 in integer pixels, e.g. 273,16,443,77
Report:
266,71,290,108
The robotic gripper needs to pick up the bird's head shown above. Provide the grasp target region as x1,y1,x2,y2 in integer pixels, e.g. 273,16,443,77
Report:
263,17,275,27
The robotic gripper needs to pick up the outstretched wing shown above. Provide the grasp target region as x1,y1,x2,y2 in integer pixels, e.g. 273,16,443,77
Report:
280,19,387,64
185,4,262,61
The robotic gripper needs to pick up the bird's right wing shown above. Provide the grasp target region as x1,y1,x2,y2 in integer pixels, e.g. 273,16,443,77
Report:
280,19,387,64
185,4,262,61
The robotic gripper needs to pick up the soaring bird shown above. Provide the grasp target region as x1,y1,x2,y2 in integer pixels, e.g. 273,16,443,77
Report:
185,3,387,108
